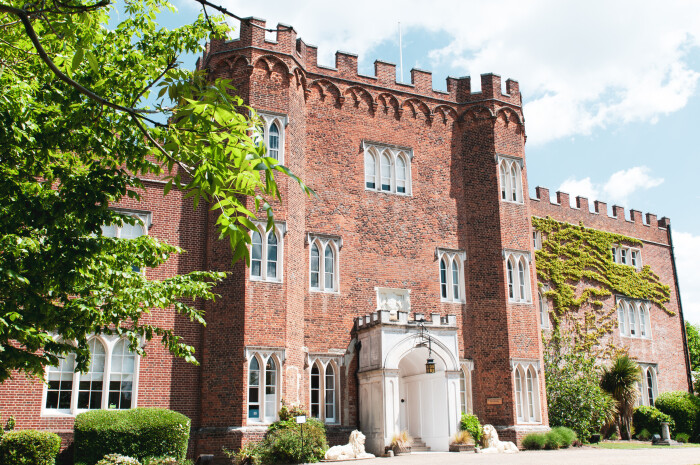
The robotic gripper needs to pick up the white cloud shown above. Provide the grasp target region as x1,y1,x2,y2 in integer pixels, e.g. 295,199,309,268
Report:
557,166,663,207
184,0,700,146
674,231,700,326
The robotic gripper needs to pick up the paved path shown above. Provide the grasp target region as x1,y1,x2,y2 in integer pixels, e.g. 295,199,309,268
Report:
327,447,700,465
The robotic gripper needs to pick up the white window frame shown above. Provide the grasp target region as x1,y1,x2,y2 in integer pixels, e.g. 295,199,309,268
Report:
511,360,542,424
533,230,542,250
504,250,532,303
459,360,475,415
363,142,412,196
617,298,652,340
308,357,341,424
249,222,286,283
41,335,140,417
254,111,287,164
611,244,642,270
636,363,658,406
245,348,284,425
497,155,523,204
437,249,466,303
308,234,341,293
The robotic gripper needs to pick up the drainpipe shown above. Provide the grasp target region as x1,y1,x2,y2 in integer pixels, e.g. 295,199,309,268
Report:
667,224,693,393
355,340,362,430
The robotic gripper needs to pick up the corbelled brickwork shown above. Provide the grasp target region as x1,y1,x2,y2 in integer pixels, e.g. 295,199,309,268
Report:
0,16,690,463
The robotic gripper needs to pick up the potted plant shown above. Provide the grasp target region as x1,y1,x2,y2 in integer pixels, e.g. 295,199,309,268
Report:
449,430,475,452
390,431,412,455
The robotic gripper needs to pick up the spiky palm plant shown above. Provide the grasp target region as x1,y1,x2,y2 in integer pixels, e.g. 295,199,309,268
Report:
600,355,641,440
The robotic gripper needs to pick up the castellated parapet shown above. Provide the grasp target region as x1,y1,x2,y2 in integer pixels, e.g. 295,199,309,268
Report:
530,186,671,244
198,17,523,117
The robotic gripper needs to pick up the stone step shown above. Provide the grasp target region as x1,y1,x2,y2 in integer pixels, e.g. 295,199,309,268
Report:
411,438,430,451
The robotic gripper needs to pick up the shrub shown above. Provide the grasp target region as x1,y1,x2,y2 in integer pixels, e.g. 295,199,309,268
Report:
263,418,327,464
636,428,652,441
451,430,473,445
224,441,264,465
544,343,617,442
74,408,191,465
143,457,178,465
459,413,483,444
0,429,61,465
654,391,700,437
544,430,563,450
632,405,675,437
521,433,546,450
551,427,577,447
676,432,690,443
96,455,142,465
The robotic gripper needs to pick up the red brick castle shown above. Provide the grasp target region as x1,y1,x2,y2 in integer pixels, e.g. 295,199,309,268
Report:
0,18,692,461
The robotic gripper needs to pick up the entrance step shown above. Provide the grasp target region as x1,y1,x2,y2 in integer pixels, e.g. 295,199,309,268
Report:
411,437,431,452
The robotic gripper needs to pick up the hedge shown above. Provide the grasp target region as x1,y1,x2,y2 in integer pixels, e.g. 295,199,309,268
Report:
654,391,700,437
0,429,61,465
74,408,190,465
632,405,675,437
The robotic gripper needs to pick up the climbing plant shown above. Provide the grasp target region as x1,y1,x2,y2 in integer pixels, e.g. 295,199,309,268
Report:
533,217,671,357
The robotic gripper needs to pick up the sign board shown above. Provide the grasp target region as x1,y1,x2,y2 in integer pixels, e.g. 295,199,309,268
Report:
295,415,307,424
486,397,502,405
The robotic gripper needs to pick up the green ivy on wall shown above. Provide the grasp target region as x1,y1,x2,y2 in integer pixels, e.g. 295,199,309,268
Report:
533,216,671,356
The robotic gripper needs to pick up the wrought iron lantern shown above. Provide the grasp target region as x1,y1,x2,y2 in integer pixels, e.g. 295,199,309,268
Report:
418,319,436,374
425,357,436,373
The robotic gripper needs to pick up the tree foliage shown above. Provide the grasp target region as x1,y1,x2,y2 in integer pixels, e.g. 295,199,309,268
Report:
686,321,700,372
543,335,616,442
600,355,641,440
0,0,311,381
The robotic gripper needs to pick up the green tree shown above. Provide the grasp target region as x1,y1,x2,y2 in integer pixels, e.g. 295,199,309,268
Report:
543,335,616,442
686,321,700,371
0,0,310,381
600,355,641,440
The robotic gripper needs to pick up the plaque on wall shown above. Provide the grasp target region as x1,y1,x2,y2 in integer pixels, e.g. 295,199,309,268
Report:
486,397,502,405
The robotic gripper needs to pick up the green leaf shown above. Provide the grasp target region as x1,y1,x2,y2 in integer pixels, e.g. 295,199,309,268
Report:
72,47,84,71
85,50,99,74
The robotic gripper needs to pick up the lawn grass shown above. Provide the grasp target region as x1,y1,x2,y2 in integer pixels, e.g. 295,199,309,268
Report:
592,441,700,450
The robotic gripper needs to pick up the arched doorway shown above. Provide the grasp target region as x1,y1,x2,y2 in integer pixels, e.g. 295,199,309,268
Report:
398,347,450,447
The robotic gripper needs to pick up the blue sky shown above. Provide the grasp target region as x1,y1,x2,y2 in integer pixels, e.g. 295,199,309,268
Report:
153,0,700,325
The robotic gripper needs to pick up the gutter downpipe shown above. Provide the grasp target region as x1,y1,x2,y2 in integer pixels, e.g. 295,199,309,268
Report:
667,223,694,393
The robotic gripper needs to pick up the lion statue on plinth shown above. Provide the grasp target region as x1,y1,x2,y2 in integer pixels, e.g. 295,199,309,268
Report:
478,424,519,454
324,430,376,460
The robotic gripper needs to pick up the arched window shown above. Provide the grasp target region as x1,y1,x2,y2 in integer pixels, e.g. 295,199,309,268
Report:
396,155,407,194
325,364,336,423
109,339,135,409
646,368,656,405
250,224,284,282
380,152,392,192
324,246,334,291
440,257,448,299
515,366,524,421
452,258,460,300
459,369,468,414
618,303,627,336
264,358,277,423
499,161,508,200
365,151,376,189
526,369,535,422
310,364,321,418
46,351,76,411
364,144,412,195
268,122,280,160
510,164,518,202
639,304,648,337
518,259,526,300
539,292,549,329
267,231,278,279
78,339,106,410
248,357,260,420
628,302,636,336
310,243,320,289
507,258,515,299
251,231,263,278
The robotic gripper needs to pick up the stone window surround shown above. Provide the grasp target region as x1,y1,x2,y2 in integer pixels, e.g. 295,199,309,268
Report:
503,249,532,304
307,354,343,425
363,140,413,196
436,248,466,303
245,347,285,425
307,233,342,293
496,154,524,204
510,358,542,424
253,110,288,164
249,221,287,283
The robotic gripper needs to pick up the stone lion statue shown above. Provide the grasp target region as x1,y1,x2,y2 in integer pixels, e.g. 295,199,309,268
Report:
479,424,519,454
324,430,376,460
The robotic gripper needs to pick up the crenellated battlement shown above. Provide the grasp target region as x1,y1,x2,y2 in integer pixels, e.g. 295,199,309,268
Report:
199,17,522,106
530,186,671,244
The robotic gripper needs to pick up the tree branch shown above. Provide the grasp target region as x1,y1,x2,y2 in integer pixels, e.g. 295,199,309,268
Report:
129,55,177,108
192,0,293,33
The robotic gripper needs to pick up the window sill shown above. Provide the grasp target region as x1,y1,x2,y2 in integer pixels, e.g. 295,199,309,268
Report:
440,299,465,304
501,199,524,205
250,277,283,284
620,335,652,340
508,299,532,305
364,187,412,197
310,289,340,295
